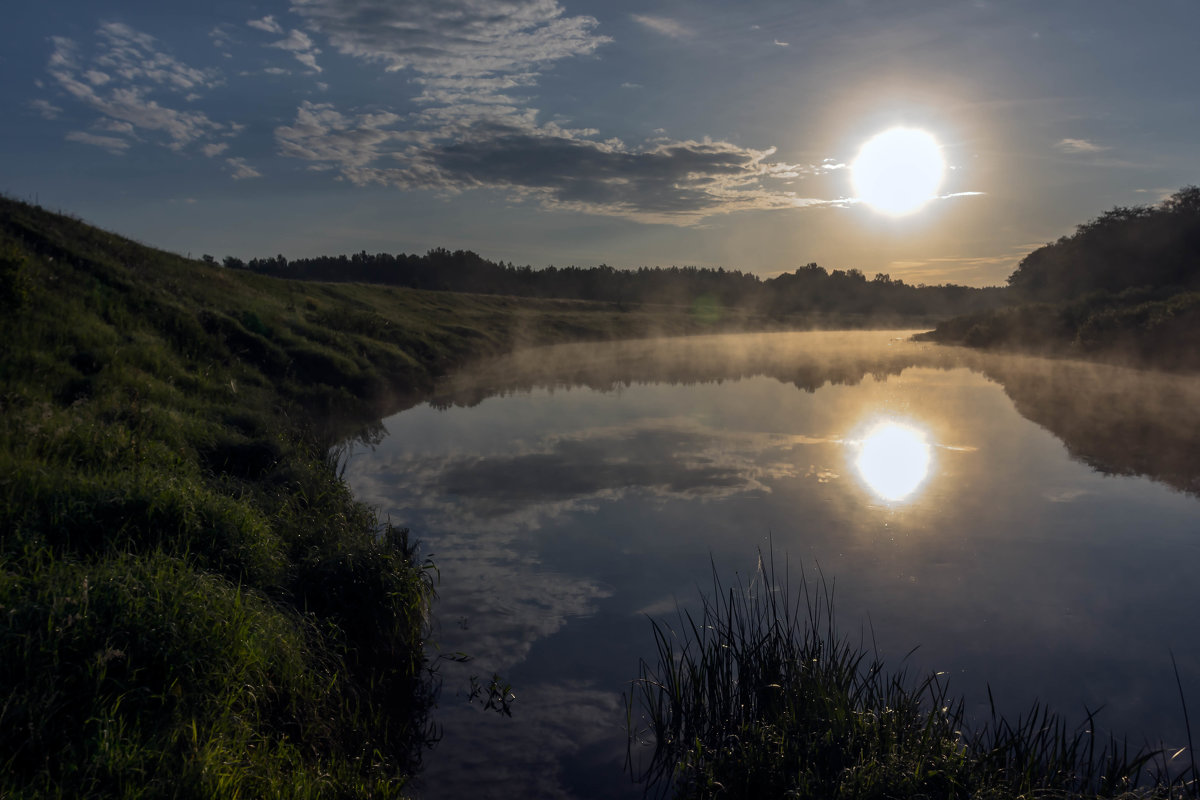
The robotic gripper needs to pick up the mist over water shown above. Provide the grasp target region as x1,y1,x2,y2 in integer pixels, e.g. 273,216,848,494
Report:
343,331,1200,800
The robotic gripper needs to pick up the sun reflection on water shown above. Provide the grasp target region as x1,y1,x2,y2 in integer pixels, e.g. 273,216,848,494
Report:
853,420,933,503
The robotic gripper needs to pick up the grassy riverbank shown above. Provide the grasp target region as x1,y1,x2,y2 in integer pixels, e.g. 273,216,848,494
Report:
0,196,792,797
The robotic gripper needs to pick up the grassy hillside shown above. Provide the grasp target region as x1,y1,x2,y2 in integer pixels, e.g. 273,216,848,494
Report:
0,196,783,798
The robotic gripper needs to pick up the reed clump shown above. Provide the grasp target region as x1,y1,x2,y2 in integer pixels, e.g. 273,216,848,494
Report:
629,553,1197,799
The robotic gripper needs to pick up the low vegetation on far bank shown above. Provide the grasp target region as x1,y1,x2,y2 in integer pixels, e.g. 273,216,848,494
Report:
916,288,1200,370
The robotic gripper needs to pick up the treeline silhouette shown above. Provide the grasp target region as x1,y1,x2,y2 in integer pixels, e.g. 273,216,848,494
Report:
1009,186,1200,300
922,186,1200,367
225,249,1004,319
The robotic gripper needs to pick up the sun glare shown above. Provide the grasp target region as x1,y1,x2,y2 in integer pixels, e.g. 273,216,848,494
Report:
854,421,933,503
851,127,945,216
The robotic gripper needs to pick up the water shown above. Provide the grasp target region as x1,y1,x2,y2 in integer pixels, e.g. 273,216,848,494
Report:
343,331,1200,799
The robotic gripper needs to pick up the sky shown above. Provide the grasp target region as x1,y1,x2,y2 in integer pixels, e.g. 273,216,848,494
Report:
4,0,1200,287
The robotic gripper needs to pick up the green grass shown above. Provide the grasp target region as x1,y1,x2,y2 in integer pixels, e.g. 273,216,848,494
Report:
1,194,797,797
629,552,1197,799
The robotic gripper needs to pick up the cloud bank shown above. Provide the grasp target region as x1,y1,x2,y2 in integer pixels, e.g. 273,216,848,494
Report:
276,101,825,221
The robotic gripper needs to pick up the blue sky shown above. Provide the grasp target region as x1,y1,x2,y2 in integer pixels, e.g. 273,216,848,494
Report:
5,0,1199,286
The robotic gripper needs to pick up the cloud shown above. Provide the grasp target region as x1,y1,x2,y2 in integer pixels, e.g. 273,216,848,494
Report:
1134,187,1177,201
94,23,220,92
225,157,262,179
247,15,284,35
253,1,846,222
93,118,135,135
631,14,692,39
201,142,229,157
29,99,62,119
271,29,315,52
65,130,131,153
1055,137,1109,154
44,25,233,154
276,102,832,223
275,101,406,171
886,246,1034,286
291,0,608,87
262,28,323,72
209,25,236,51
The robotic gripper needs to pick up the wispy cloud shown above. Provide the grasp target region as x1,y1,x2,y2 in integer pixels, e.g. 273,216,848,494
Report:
247,17,323,73
29,99,62,119
208,25,236,52
65,130,130,154
1055,137,1109,154
886,245,1036,286
266,28,322,72
247,16,284,35
94,23,220,92
225,157,262,179
292,0,608,87
1134,187,1177,201
631,14,692,39
44,25,233,153
275,101,406,172
93,118,134,135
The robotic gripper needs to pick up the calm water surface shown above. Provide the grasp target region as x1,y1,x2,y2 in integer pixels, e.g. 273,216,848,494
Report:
343,331,1200,799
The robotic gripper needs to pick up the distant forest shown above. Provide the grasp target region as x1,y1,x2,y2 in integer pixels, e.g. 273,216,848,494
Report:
222,250,1005,319
1008,186,1200,301
921,186,1200,367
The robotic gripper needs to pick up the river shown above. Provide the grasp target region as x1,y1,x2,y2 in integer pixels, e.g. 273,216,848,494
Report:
343,331,1200,799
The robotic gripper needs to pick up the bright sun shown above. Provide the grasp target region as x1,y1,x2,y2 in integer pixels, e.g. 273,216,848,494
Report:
851,127,945,216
